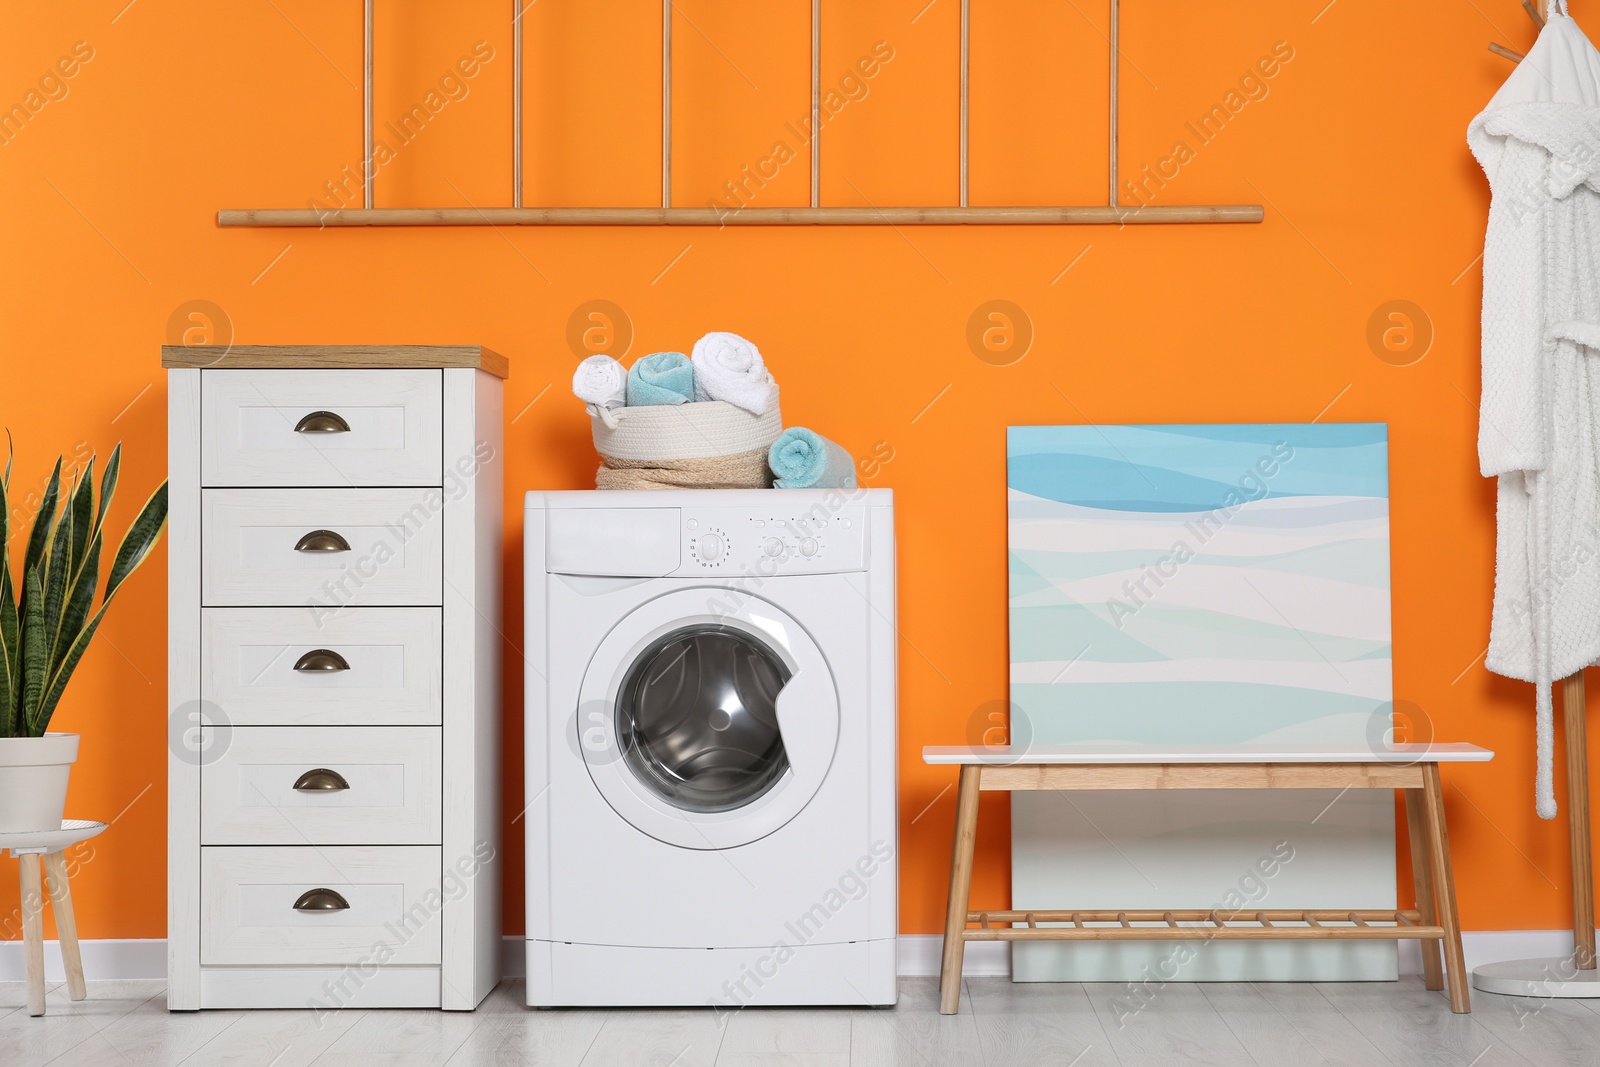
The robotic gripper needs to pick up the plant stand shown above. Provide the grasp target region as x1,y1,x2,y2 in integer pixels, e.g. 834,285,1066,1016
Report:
3,819,107,1016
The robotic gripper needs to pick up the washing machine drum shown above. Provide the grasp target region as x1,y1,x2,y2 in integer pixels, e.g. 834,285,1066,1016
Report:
617,626,791,813
579,590,841,850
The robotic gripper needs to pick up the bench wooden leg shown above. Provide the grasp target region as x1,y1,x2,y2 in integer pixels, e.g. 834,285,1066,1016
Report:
19,854,46,1017
1422,763,1469,1012
939,765,982,1015
1403,788,1444,991
44,852,86,1002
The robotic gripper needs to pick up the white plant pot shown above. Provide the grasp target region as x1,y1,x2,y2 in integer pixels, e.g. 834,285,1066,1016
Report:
0,733,79,833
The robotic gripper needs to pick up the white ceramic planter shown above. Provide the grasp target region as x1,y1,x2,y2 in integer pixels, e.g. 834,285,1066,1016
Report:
0,733,79,833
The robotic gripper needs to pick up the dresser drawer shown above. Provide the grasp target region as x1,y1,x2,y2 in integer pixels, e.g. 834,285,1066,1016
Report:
201,846,441,966
201,369,442,487
201,607,441,726
201,727,442,845
202,489,443,607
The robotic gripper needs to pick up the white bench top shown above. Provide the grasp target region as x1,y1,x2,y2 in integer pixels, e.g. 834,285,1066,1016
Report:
922,743,1494,766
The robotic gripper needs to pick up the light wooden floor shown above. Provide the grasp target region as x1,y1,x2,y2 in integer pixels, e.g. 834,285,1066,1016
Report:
1,975,1595,1066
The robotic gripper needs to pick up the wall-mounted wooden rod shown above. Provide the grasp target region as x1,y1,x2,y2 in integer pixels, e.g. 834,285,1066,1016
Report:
219,204,1263,227
811,0,820,208
960,0,970,207
1492,0,1545,61
513,0,524,207
662,0,672,209
363,0,374,209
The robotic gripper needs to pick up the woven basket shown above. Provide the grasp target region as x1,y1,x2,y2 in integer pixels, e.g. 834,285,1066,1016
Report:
589,390,781,461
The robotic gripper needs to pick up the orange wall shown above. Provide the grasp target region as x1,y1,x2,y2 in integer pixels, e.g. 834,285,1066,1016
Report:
0,0,1574,944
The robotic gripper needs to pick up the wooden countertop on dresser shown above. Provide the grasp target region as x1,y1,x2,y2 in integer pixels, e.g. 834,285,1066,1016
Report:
160,344,509,378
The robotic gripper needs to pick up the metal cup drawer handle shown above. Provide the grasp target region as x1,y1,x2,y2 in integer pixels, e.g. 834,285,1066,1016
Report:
294,410,350,434
292,888,351,912
293,649,350,672
294,529,350,553
292,768,350,792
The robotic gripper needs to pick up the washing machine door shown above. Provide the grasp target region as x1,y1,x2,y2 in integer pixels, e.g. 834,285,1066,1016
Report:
577,588,840,850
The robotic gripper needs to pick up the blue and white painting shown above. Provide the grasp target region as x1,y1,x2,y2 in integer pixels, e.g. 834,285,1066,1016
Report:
1008,424,1398,983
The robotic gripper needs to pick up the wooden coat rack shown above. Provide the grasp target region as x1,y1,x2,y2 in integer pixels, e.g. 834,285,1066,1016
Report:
1563,673,1595,970
1508,0,1595,976
218,0,1263,228
1472,0,1600,995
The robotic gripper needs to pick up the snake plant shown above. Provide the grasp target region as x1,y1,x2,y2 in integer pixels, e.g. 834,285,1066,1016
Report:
0,441,168,738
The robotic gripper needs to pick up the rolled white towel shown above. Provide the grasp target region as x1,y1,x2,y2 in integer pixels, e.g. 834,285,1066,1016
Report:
572,355,627,408
691,331,775,415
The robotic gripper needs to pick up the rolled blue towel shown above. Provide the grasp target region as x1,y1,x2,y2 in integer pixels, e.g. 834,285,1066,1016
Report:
627,351,695,406
768,428,857,490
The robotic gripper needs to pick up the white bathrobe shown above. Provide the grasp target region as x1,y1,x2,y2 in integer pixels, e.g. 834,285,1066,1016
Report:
1470,1,1600,819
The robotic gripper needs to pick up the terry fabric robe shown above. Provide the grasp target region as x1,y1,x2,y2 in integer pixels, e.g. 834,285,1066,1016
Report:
1469,0,1600,818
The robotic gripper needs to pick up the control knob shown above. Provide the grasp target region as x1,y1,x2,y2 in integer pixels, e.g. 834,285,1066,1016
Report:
698,533,725,562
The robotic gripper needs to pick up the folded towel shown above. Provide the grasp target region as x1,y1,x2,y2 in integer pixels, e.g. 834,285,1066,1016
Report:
768,428,857,490
627,351,696,406
691,331,775,415
571,355,627,408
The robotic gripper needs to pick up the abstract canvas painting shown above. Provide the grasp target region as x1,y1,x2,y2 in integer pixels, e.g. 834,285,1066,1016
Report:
1007,423,1398,983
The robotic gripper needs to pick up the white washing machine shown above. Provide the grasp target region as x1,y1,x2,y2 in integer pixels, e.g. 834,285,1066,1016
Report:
524,489,897,1008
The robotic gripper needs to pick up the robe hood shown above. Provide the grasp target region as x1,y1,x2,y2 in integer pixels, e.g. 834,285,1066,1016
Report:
1470,6,1600,196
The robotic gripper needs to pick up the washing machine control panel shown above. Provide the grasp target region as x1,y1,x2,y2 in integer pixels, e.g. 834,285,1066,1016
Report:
682,507,869,574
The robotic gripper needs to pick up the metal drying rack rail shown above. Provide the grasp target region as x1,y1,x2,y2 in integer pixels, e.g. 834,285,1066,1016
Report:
218,0,1264,228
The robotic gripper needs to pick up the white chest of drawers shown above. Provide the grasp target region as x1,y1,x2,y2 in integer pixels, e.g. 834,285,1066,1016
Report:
163,345,506,1011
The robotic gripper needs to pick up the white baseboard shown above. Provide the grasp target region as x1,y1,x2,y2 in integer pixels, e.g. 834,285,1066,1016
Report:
1406,928,1577,977
409,934,1600,985
1,931,1584,983
896,931,1586,979
893,935,1012,977
0,938,166,983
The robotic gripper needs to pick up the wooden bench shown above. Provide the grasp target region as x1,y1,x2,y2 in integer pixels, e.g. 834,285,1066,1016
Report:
922,742,1494,1015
